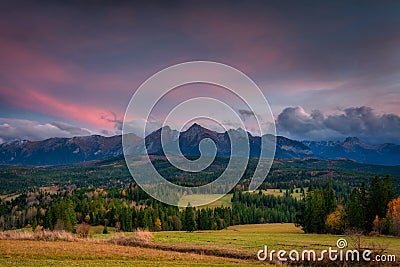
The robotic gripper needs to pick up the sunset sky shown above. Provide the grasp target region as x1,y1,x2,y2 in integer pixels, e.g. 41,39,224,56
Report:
0,1,399,144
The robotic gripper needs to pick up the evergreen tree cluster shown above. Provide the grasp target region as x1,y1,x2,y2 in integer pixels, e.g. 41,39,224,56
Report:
296,182,337,234
346,175,395,233
231,191,300,224
0,183,302,232
296,176,397,235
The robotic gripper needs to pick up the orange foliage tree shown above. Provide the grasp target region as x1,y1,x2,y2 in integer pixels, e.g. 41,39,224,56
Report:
386,197,400,236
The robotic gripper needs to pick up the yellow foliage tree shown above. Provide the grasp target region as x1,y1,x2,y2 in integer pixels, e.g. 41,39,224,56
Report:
387,197,400,236
33,225,42,233
154,218,162,231
372,215,383,234
325,204,347,234
84,214,91,223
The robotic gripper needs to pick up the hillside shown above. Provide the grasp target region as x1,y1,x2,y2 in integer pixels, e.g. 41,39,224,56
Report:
1,156,399,195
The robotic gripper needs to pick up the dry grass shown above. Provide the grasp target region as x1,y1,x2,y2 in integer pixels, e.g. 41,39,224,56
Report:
0,239,266,266
133,229,154,243
0,230,79,241
109,229,153,245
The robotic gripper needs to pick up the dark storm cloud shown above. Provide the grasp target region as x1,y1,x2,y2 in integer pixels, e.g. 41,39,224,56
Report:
277,106,400,143
276,107,322,135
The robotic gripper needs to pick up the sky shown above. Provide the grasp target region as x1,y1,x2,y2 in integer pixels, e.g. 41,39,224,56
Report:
0,1,400,144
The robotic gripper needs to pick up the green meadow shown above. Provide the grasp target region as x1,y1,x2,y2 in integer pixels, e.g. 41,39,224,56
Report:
1,223,399,266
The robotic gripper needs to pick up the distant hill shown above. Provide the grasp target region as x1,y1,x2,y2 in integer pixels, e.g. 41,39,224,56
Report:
302,137,400,165
0,124,399,165
0,134,141,165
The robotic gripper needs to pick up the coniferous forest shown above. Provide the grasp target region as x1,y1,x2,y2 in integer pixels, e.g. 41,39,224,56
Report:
0,183,301,232
0,157,399,236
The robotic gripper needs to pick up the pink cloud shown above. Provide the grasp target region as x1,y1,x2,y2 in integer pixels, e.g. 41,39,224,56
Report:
0,39,139,129
0,85,122,130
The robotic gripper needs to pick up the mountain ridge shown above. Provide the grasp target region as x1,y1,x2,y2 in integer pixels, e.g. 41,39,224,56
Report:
0,124,399,166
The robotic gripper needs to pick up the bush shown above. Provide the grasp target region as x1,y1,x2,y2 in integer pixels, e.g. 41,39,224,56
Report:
133,229,153,243
33,225,42,233
0,230,78,241
109,229,153,246
76,222,91,238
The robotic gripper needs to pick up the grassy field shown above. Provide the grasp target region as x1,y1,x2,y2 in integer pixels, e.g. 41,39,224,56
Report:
178,193,233,208
0,239,265,266
253,189,306,199
154,224,400,256
1,224,399,266
177,189,306,209
177,188,305,209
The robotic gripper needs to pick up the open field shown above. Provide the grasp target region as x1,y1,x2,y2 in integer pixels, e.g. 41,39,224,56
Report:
177,189,304,209
0,240,266,267
95,223,400,259
153,224,400,257
252,189,307,199
1,224,399,266
91,223,400,265
178,193,233,208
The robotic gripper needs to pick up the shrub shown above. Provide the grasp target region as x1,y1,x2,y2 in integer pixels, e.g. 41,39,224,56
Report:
33,225,42,233
76,222,91,238
109,229,153,246
133,229,153,243
0,230,78,241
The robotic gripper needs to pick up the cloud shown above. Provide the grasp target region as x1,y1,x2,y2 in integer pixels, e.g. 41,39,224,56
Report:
238,109,255,118
100,111,123,131
0,1,399,140
50,121,92,135
276,106,400,144
0,119,95,143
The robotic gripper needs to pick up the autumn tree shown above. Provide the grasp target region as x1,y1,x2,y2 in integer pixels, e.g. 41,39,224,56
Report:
326,204,347,234
386,197,400,236
154,218,162,231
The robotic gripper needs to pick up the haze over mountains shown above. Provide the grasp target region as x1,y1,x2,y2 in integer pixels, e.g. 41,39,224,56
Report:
0,124,399,166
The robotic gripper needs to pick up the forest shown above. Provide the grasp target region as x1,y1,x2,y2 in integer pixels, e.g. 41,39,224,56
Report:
0,156,399,236
296,175,400,236
0,184,300,233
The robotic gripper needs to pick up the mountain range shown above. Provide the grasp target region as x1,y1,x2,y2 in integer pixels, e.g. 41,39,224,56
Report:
0,123,399,166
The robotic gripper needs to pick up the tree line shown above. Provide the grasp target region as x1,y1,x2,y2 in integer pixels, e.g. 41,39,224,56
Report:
0,184,300,232
296,176,400,236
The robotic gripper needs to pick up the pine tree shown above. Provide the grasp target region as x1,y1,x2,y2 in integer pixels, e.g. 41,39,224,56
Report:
323,182,337,214
347,187,367,230
183,203,196,232
367,176,394,231
296,183,337,234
